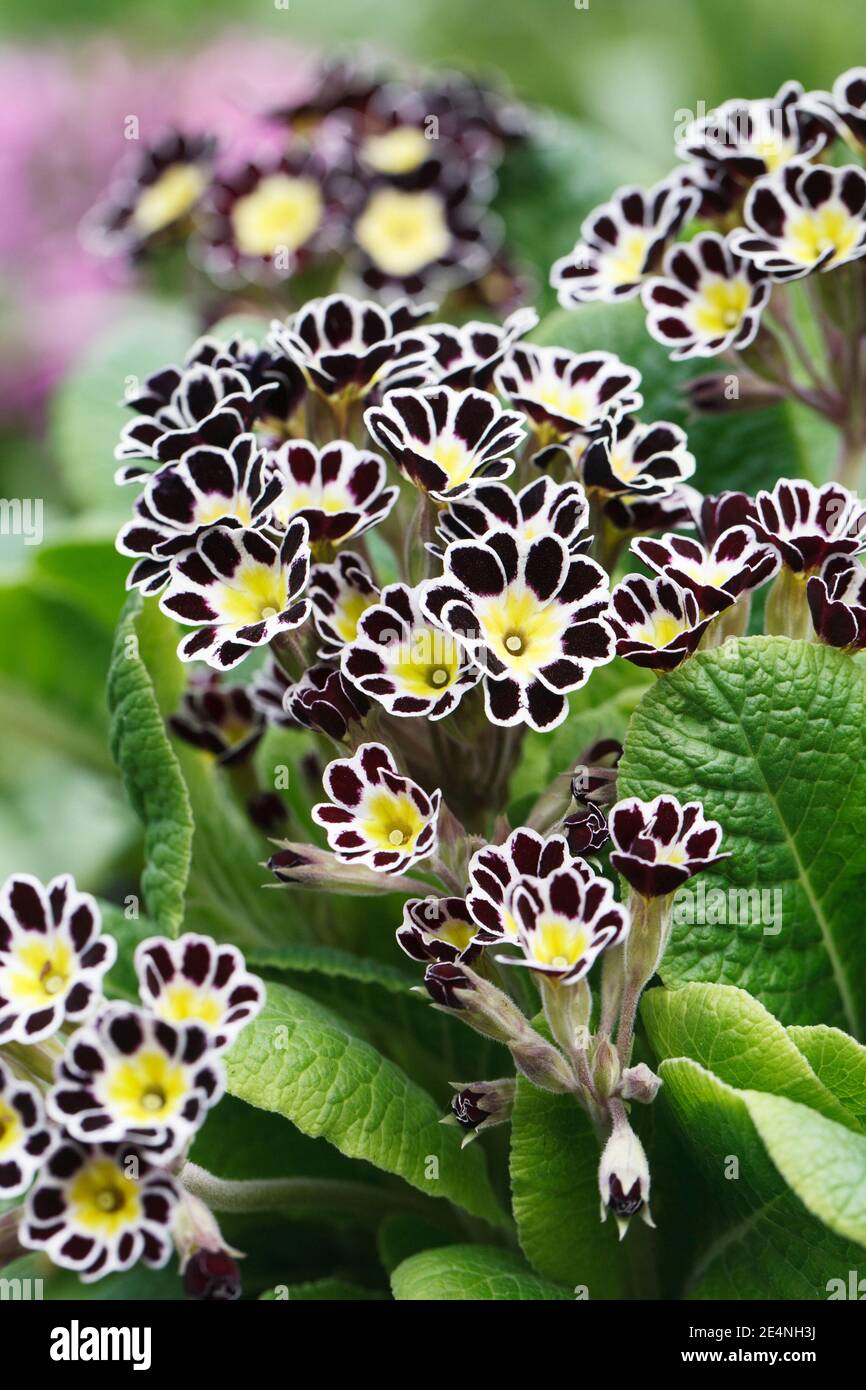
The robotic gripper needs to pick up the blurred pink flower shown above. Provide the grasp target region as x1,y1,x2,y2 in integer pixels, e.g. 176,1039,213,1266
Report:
0,34,311,423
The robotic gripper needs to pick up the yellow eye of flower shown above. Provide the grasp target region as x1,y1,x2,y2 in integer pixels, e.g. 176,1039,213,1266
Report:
361,126,430,175
133,163,207,235
232,174,323,257
355,188,451,277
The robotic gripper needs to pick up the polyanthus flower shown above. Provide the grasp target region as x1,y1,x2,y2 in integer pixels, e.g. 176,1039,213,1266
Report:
168,669,265,765
691,489,758,545
562,801,610,856
423,306,538,389
160,521,311,670
609,794,729,897
20,1137,179,1283
0,1059,51,1196
134,934,265,1051
807,556,866,649
632,527,779,615
268,293,437,403
551,178,698,305
580,414,695,499
268,439,398,544
342,581,482,720
675,81,834,182
603,483,703,537
420,531,615,731
494,345,643,455
313,743,441,875
309,551,380,658
352,179,493,295
48,1005,225,1159
117,434,283,594
430,477,591,559
365,386,524,501
642,232,770,359
497,863,628,983
281,664,371,741
828,67,866,150
0,873,116,1044
749,478,866,573
609,574,713,671
730,162,866,280
115,334,296,475
200,150,333,281
87,130,215,257
465,828,576,945
397,896,482,965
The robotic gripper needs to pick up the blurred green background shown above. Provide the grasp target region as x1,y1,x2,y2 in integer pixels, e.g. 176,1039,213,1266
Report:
1,0,864,897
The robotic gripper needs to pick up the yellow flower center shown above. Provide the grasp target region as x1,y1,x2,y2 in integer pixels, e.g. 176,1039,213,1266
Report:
692,277,751,336
103,1050,188,1126
0,1099,22,1154
636,613,686,649
786,205,861,268
157,982,224,1029
70,1158,140,1236
355,188,451,277
232,174,323,257
603,228,650,285
392,628,461,695
477,587,568,675
361,789,426,853
215,562,289,626
1,937,72,1004
531,919,589,969
133,163,207,235
361,126,430,175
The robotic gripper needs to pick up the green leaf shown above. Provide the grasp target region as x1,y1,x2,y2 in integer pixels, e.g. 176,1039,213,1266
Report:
509,1076,632,1297
659,1058,866,1298
225,981,505,1228
390,1244,572,1300
51,297,196,518
107,594,192,935
533,300,823,495
618,637,866,1032
787,1025,866,1132
642,983,857,1129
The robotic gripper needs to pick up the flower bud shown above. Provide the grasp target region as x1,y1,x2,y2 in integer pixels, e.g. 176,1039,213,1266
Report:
598,1121,654,1240
267,843,421,896
591,1035,620,1102
684,371,785,416
619,1062,662,1105
183,1249,242,1301
445,1078,516,1146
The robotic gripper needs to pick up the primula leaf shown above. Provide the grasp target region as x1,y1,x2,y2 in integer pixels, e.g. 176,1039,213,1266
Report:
787,1025,866,1132
509,1076,632,1298
390,1244,572,1301
659,1058,866,1298
107,594,193,936
225,981,506,1228
642,983,857,1129
618,637,866,1032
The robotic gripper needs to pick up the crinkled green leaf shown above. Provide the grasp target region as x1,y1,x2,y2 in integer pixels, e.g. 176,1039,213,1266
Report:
642,983,856,1129
107,594,192,936
225,981,505,1228
390,1244,572,1301
660,1058,866,1298
509,1076,631,1297
619,637,866,1031
787,1025,866,1131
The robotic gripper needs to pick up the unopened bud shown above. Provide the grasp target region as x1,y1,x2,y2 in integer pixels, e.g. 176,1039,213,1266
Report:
598,1121,654,1240
619,1062,662,1105
591,1036,620,1101
445,1078,517,1146
183,1249,242,1301
685,370,785,415
267,843,420,896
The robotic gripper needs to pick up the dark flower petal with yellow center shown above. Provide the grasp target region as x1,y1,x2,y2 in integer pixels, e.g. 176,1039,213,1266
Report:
731,162,866,281
20,1136,179,1283
85,130,215,257
632,525,779,615
419,530,615,732
642,232,770,359
342,580,481,720
268,438,398,544
398,896,482,964
0,1058,51,1196
168,669,265,765
610,574,713,670
465,828,586,945
365,385,524,502
430,476,591,560
308,551,379,660
48,1004,224,1160
749,478,866,573
496,863,628,983
134,933,264,1052
313,741,441,875
581,414,695,500
609,794,728,897
807,555,866,649
0,872,116,1044
552,177,699,306
676,81,835,185
159,520,311,671
494,345,643,454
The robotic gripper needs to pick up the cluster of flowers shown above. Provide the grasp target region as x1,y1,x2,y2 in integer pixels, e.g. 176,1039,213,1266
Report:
86,55,528,306
0,872,263,1291
109,242,866,1235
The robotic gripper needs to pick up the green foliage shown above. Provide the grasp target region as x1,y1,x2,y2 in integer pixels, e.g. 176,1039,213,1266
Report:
619,637,866,1031
390,1244,572,1300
